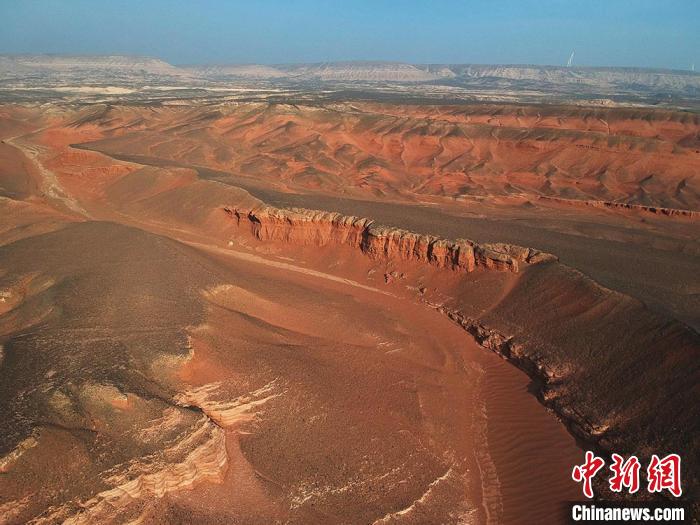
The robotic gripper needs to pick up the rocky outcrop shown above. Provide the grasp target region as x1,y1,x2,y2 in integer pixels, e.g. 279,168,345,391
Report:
42,415,228,525
175,380,282,428
225,205,556,273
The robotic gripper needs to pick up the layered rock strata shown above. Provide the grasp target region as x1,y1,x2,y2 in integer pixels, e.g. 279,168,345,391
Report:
226,206,556,273
538,195,700,218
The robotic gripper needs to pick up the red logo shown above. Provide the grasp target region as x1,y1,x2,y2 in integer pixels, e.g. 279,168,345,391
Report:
572,451,606,498
572,452,682,498
647,454,682,497
609,454,641,494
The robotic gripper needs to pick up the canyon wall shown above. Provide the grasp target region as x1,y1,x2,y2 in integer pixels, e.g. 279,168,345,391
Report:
227,205,556,273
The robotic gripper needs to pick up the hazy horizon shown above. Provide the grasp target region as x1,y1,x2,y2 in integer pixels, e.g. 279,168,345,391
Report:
0,0,697,71
3,53,700,72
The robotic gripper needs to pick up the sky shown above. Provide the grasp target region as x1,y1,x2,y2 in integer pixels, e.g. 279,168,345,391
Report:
0,0,697,70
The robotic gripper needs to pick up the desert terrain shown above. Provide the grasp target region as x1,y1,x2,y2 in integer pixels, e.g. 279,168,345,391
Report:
0,63,698,523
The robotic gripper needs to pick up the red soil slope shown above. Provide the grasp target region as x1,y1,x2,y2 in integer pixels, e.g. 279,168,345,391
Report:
70,102,700,211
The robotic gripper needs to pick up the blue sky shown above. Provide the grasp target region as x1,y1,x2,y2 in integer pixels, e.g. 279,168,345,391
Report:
0,0,697,69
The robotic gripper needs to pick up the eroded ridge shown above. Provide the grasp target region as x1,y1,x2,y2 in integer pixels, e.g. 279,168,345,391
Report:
537,195,700,219
220,199,699,509
226,205,556,273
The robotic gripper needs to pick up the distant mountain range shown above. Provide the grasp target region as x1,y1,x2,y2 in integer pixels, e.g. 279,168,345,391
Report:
189,60,700,90
1,54,699,100
0,54,187,77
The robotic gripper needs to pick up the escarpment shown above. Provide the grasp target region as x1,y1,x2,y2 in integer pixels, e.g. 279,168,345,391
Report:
537,195,700,219
222,202,699,505
436,301,698,507
225,205,556,273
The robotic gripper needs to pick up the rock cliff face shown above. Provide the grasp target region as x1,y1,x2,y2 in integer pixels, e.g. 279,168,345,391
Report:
226,205,556,273
537,195,700,218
